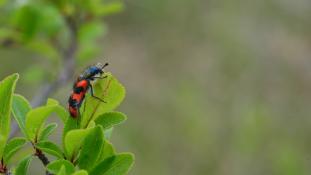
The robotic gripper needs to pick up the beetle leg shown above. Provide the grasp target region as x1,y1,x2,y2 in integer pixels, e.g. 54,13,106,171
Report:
90,84,106,103
93,75,107,79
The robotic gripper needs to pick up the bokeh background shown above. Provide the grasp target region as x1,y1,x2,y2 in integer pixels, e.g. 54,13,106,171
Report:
1,0,311,174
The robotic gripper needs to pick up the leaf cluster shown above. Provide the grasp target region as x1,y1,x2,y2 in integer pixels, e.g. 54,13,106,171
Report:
0,73,134,175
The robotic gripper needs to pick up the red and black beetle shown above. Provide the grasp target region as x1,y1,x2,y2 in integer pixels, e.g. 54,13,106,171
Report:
68,62,108,118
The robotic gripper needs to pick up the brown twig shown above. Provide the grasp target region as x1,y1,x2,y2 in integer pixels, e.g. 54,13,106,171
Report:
30,16,78,107
34,148,53,175
35,149,50,166
0,158,11,175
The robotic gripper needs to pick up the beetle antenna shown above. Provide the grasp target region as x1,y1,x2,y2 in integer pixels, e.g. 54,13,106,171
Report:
102,62,109,69
95,62,109,69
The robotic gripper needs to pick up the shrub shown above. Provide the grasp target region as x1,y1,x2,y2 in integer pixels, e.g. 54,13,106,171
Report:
0,73,134,175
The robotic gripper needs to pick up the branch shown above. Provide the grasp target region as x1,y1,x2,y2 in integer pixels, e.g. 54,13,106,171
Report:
30,47,76,107
35,149,50,166
31,16,78,107
0,159,11,175
34,148,53,175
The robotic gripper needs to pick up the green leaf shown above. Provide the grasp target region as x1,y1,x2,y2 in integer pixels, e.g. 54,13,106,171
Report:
46,98,68,123
46,98,59,106
72,170,88,175
36,141,63,159
87,120,96,128
12,94,31,138
54,104,69,123
95,112,127,130
81,73,126,128
15,155,33,175
64,128,91,160
38,5,65,36
3,137,27,164
62,117,80,154
97,140,115,163
90,153,134,175
78,126,104,171
0,73,19,159
38,123,58,141
47,159,75,175
56,165,67,175
11,4,41,40
25,104,57,141
12,4,64,40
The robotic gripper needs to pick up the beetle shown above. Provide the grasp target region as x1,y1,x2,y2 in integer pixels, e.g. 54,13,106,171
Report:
68,62,109,118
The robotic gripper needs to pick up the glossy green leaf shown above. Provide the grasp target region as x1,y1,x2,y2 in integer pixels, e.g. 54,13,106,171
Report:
62,117,80,154
95,112,127,130
12,94,31,138
3,137,27,164
54,104,69,123
46,98,58,106
81,73,126,128
25,104,57,141
15,155,32,175
36,141,63,159
87,120,96,128
90,153,134,175
64,128,91,160
0,73,19,159
38,123,58,141
47,159,75,175
72,170,88,175
97,140,115,163
46,98,68,123
78,126,104,171
56,165,67,175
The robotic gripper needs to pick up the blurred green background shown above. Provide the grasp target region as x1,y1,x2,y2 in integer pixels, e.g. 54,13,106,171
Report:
1,0,311,174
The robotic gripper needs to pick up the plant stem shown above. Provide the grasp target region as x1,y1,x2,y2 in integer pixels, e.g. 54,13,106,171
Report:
35,149,50,166
0,158,10,175
35,148,53,175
